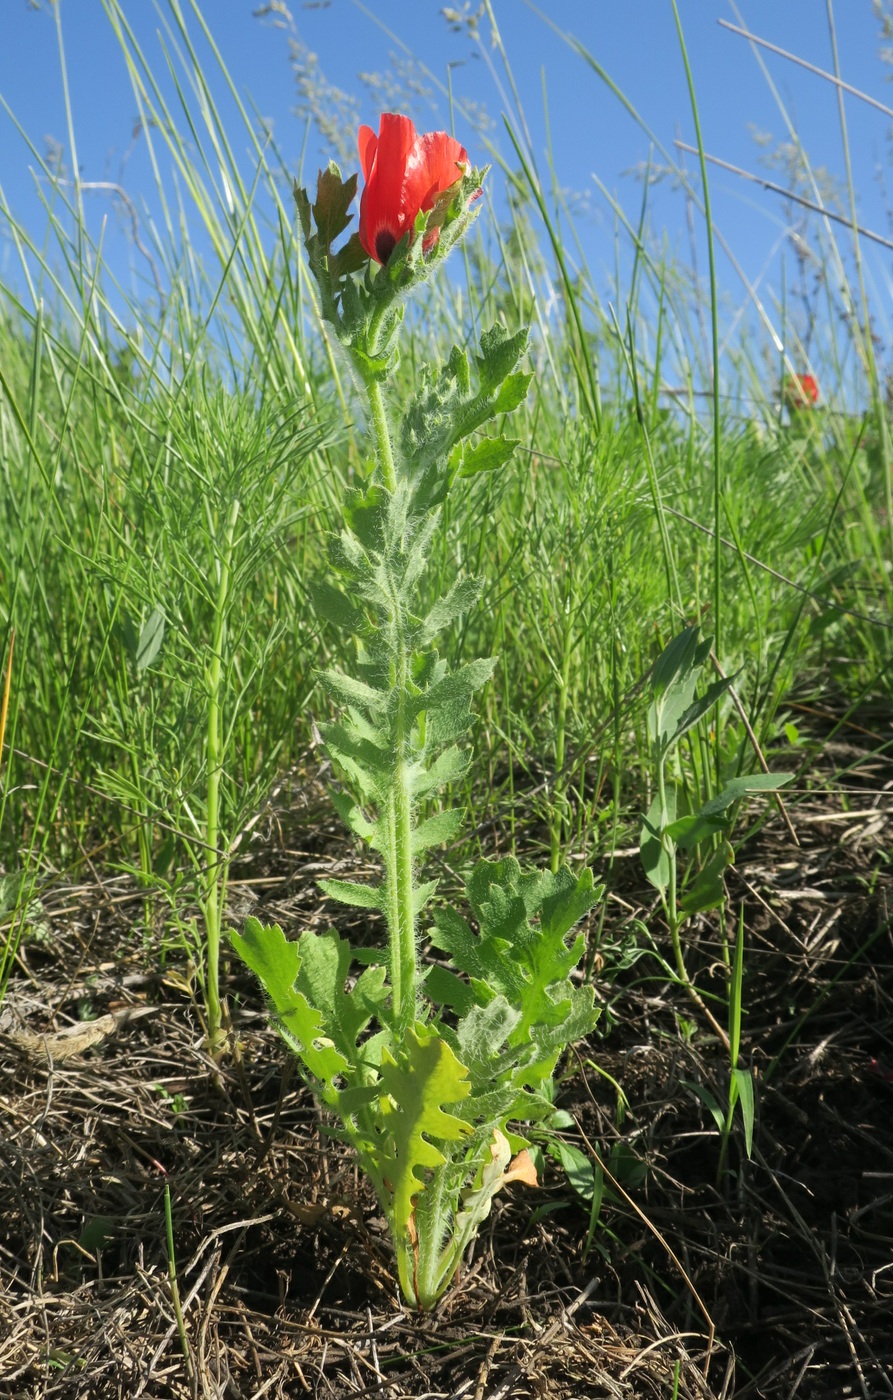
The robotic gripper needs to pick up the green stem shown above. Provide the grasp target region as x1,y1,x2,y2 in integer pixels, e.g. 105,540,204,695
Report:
657,759,685,982
550,597,573,874
658,758,729,1052
204,498,240,1056
164,1185,194,1382
672,0,722,781
365,376,398,492
385,633,417,1031
361,373,416,1028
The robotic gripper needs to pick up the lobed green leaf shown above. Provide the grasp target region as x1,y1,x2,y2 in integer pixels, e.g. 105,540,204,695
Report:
458,436,519,478
377,1025,472,1236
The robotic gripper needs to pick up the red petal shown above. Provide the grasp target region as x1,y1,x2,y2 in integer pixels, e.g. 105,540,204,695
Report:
358,124,377,182
410,130,468,211
358,113,418,261
357,114,471,264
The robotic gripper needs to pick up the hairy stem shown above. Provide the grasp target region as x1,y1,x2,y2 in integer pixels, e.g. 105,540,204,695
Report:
365,376,397,492
361,371,417,1027
385,624,418,1031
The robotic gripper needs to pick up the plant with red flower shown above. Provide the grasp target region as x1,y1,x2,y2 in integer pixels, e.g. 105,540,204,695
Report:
784,373,819,410
358,113,470,265
238,118,605,1316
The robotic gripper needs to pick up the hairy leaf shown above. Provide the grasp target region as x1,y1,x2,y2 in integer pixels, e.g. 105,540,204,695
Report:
411,808,464,854
417,578,482,646
308,580,361,631
311,163,357,252
477,325,529,392
318,878,384,911
293,927,388,1065
431,859,602,1053
320,669,389,714
409,657,495,720
411,743,470,796
458,435,519,477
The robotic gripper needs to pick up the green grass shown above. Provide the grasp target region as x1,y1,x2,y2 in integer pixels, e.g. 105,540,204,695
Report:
0,0,890,998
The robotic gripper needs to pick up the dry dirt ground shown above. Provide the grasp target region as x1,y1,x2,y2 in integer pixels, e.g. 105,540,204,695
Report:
1,715,892,1399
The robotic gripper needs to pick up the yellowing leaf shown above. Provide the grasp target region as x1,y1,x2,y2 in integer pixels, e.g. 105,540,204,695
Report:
378,1025,472,1235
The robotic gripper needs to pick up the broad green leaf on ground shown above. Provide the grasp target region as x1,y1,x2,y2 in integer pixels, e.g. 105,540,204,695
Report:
377,1025,472,1234
293,927,388,1064
230,919,348,1097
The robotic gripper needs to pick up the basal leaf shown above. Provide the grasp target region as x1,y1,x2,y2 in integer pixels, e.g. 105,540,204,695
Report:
509,878,600,1045
447,1129,537,1272
230,919,348,1095
377,1025,472,1234
294,927,388,1063
433,859,601,1057
430,905,503,993
454,996,521,1079
524,986,601,1079
424,962,476,1016
540,866,602,944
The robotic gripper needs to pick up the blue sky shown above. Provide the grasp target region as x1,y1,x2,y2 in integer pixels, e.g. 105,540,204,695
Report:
1,0,891,375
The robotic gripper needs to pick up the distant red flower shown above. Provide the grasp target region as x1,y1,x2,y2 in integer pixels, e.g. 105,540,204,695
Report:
358,113,469,265
784,373,819,409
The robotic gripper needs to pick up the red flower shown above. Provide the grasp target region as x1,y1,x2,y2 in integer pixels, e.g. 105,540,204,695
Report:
358,113,469,266
784,373,819,408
